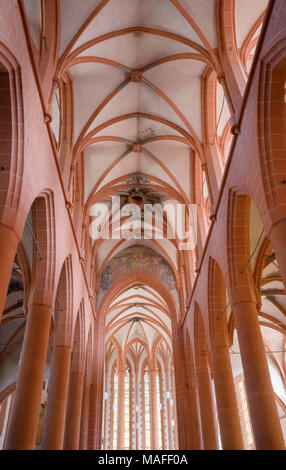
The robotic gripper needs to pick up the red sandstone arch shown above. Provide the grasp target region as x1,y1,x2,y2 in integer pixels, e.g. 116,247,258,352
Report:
6,189,57,450
124,337,150,364
193,303,211,375
227,190,257,304
0,42,24,224
28,191,56,307
258,38,286,218
216,0,246,118
60,27,214,75
201,67,224,202
70,300,86,372
240,11,265,75
74,113,200,160
38,0,60,97
52,255,74,348
56,72,74,185
84,163,189,215
71,152,84,241
208,257,229,346
98,272,179,322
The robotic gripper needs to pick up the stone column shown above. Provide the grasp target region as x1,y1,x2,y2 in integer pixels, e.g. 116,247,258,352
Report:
6,303,53,449
172,321,194,449
63,371,85,449
41,344,72,449
233,299,285,449
184,342,203,449
211,343,244,449
87,318,105,450
79,377,91,449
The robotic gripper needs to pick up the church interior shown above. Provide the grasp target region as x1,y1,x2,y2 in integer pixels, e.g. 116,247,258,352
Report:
0,0,285,450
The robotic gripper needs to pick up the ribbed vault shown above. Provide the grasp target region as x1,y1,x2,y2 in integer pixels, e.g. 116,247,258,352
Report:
0,0,281,452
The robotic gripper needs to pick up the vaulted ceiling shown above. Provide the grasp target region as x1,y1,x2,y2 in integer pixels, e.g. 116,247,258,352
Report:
21,0,274,367
48,0,267,284
105,283,172,371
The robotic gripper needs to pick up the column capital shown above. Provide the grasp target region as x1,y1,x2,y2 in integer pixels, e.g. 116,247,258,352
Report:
229,284,257,306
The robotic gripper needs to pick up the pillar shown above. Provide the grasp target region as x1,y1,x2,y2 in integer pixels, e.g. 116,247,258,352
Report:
184,346,203,449
117,369,126,450
87,318,104,450
188,382,202,450
87,382,97,449
41,345,72,449
149,369,159,450
63,371,84,449
79,377,91,449
211,343,244,449
172,322,194,449
0,224,19,320
233,299,285,449
6,303,53,449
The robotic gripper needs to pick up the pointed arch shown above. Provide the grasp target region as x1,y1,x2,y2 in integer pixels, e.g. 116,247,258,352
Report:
258,37,286,217
0,42,24,224
53,255,74,348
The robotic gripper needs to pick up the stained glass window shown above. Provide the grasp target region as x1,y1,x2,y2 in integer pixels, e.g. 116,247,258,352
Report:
144,366,151,449
124,369,130,450
237,380,254,449
156,372,163,450
113,372,118,449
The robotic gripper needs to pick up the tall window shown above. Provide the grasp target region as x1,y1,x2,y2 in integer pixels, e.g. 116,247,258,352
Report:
237,380,254,449
113,371,118,449
124,368,130,450
144,365,151,449
156,372,163,450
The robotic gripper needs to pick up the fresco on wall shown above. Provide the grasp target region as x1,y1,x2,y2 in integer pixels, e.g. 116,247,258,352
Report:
100,245,176,291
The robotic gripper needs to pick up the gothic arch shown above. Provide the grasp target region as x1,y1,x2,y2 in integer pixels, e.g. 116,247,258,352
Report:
258,37,286,219
0,42,24,223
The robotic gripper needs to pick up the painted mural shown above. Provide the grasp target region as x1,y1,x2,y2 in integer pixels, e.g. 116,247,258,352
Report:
100,245,176,291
